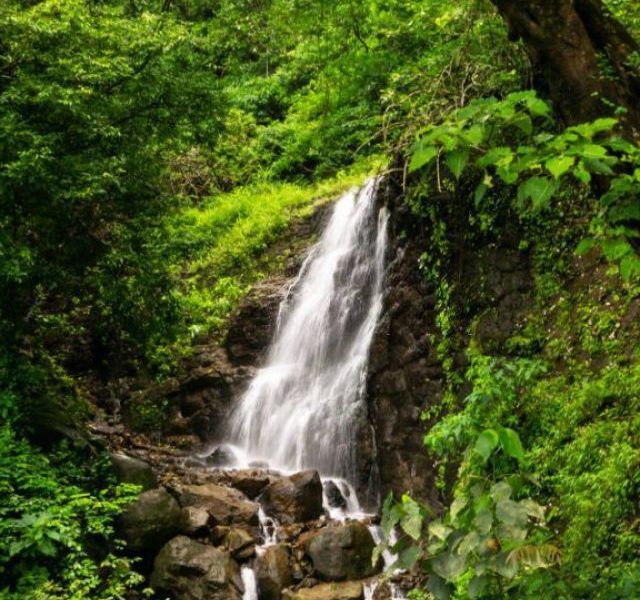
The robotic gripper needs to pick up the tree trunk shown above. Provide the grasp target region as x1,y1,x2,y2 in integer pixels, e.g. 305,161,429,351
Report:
491,0,640,138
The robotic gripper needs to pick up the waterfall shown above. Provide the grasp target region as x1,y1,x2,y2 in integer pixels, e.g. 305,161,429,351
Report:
226,178,388,486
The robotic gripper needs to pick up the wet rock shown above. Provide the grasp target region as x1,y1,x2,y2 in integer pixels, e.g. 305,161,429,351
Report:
261,470,323,525
226,279,285,365
179,483,260,526
302,522,378,581
212,525,231,544
322,481,347,510
282,581,364,600
178,506,210,536
227,470,271,499
117,487,180,553
372,582,393,600
278,523,304,544
255,543,293,600
110,452,157,491
225,527,259,559
250,460,271,469
204,445,239,467
151,535,242,600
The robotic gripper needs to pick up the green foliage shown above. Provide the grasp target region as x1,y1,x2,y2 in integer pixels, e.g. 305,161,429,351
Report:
0,421,142,598
408,91,640,280
378,356,556,599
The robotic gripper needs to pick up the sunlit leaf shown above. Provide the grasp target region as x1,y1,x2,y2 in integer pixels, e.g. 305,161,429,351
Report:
474,429,499,461
409,143,437,172
498,427,525,462
545,155,575,179
620,254,640,281
445,148,470,179
602,238,633,261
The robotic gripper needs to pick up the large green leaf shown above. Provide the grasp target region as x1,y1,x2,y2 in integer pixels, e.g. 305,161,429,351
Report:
427,574,452,600
498,427,525,462
620,254,640,281
473,507,493,534
602,238,632,261
395,544,421,570
490,481,513,502
474,429,499,462
431,549,467,581
517,176,559,211
512,114,533,136
468,575,489,598
527,98,551,117
400,499,424,541
545,155,575,179
495,499,529,528
575,238,597,256
429,520,453,541
409,143,437,172
445,148,470,180
464,124,485,146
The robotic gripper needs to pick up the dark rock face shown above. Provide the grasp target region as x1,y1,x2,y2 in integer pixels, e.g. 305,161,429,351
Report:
226,279,288,365
178,483,260,527
255,544,293,600
148,201,334,445
260,470,323,525
323,480,347,510
165,346,255,442
363,182,533,507
302,522,378,581
117,487,181,553
150,535,242,600
204,444,240,467
110,452,157,490
364,207,443,508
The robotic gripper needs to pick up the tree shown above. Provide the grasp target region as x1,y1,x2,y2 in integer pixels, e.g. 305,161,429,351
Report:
491,0,640,138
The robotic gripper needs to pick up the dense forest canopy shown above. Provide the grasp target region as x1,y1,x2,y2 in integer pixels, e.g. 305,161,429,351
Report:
1,0,640,598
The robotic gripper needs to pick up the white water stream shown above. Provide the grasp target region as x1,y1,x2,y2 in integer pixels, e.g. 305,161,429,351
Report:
212,179,402,599
227,177,388,486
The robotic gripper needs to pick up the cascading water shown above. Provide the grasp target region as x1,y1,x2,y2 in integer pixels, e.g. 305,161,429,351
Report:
227,177,388,489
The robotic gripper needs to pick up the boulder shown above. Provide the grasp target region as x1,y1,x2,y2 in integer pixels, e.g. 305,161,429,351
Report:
282,581,364,600
255,544,293,600
110,452,157,490
179,483,260,526
261,471,323,525
117,487,180,553
225,527,259,559
302,522,378,581
151,535,242,600
228,470,271,499
322,481,347,510
204,445,239,468
179,506,210,536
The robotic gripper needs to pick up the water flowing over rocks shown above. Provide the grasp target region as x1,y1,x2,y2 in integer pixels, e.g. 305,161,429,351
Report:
96,183,422,599
225,180,388,504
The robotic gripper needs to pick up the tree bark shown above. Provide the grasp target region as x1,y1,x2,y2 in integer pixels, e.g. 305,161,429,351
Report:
491,0,640,138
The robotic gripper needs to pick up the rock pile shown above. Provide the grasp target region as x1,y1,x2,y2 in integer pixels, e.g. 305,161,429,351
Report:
113,453,386,600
